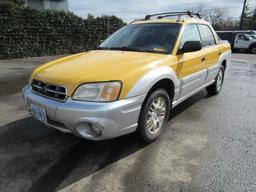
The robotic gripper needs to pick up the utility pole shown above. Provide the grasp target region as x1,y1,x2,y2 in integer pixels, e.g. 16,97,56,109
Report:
239,0,247,30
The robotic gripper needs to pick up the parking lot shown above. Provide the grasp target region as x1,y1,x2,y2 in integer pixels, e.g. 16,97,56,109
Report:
0,54,255,192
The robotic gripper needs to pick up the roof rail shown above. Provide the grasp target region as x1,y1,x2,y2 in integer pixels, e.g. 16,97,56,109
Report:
130,19,146,24
145,11,201,20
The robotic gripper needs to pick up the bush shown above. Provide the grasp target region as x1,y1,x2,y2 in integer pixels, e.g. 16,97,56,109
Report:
0,3,125,59
0,0,24,6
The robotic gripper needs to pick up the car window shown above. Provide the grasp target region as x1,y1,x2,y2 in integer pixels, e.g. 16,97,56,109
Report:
179,24,201,49
100,23,181,54
197,25,216,47
238,35,245,40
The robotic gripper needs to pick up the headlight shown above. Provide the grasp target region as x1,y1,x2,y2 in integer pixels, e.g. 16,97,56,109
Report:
72,81,122,102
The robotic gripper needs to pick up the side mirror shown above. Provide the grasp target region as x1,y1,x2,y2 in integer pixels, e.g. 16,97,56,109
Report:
180,41,202,54
244,37,250,41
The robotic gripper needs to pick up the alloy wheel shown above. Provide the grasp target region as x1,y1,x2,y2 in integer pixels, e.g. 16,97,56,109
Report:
146,96,167,134
216,69,224,92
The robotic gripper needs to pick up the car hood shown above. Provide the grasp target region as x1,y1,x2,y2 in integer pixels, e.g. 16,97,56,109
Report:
31,50,174,98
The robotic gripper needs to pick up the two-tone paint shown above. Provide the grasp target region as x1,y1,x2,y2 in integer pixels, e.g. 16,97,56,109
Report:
23,18,231,140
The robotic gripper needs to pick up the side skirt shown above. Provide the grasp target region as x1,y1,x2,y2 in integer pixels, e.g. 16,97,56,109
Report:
172,80,215,108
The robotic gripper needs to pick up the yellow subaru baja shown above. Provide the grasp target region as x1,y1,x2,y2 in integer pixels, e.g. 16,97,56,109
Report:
22,12,231,142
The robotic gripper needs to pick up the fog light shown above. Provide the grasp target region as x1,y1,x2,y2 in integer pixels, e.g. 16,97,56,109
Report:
76,122,103,139
90,123,103,136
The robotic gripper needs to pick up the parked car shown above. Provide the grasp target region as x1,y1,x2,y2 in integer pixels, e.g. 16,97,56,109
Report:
234,34,256,53
22,12,231,142
217,31,256,54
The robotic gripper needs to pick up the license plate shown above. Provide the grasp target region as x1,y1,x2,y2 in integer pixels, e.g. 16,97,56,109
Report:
30,104,47,124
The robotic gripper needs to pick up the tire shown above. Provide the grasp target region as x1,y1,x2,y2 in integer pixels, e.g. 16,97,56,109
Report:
138,89,171,143
206,65,225,95
251,46,256,54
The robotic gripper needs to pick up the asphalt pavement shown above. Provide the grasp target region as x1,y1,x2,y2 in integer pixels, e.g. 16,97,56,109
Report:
0,54,255,192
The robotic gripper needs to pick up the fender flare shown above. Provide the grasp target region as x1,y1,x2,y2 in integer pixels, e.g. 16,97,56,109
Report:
218,50,231,69
126,66,180,98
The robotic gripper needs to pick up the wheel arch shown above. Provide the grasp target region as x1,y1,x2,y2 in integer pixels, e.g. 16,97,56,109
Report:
218,50,231,71
125,66,179,99
145,79,175,105
221,60,227,71
249,43,256,50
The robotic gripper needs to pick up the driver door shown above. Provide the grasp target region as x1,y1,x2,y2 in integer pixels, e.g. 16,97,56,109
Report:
234,34,251,49
176,24,207,99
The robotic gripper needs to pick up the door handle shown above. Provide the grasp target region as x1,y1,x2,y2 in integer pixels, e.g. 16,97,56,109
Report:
201,57,206,62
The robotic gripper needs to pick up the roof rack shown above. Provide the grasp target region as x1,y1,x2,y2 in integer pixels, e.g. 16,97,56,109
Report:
145,11,201,20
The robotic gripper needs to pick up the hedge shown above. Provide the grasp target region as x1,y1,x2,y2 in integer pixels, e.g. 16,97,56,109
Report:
0,2,125,59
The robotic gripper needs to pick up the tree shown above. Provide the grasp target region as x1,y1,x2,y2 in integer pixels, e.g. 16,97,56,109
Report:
216,18,240,30
186,5,224,26
87,14,95,20
208,8,224,27
240,0,256,29
186,5,242,30
0,0,24,6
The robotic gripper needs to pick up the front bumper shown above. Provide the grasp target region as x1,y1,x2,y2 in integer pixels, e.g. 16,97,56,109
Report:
22,85,145,140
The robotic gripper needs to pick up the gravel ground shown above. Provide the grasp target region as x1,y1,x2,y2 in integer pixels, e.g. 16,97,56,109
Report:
0,54,255,192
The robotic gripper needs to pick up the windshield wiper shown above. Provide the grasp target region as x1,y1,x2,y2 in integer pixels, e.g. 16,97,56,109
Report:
97,47,111,50
97,46,166,54
97,46,136,51
109,47,136,51
108,46,148,53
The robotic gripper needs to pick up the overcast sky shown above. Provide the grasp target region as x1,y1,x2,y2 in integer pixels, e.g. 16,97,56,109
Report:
69,0,251,22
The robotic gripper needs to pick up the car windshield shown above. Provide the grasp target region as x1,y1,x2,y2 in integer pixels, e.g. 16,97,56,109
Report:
99,23,180,54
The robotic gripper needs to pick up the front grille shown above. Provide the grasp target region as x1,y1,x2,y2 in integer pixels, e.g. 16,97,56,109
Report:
31,79,67,101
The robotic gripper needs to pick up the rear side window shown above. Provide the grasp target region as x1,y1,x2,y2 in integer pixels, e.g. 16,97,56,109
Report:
238,35,246,40
197,25,216,47
180,24,201,48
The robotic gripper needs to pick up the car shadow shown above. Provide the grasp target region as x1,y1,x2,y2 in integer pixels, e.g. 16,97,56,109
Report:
0,90,210,192
169,90,210,120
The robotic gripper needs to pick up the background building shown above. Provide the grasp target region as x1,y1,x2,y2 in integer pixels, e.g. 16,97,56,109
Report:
25,0,68,12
